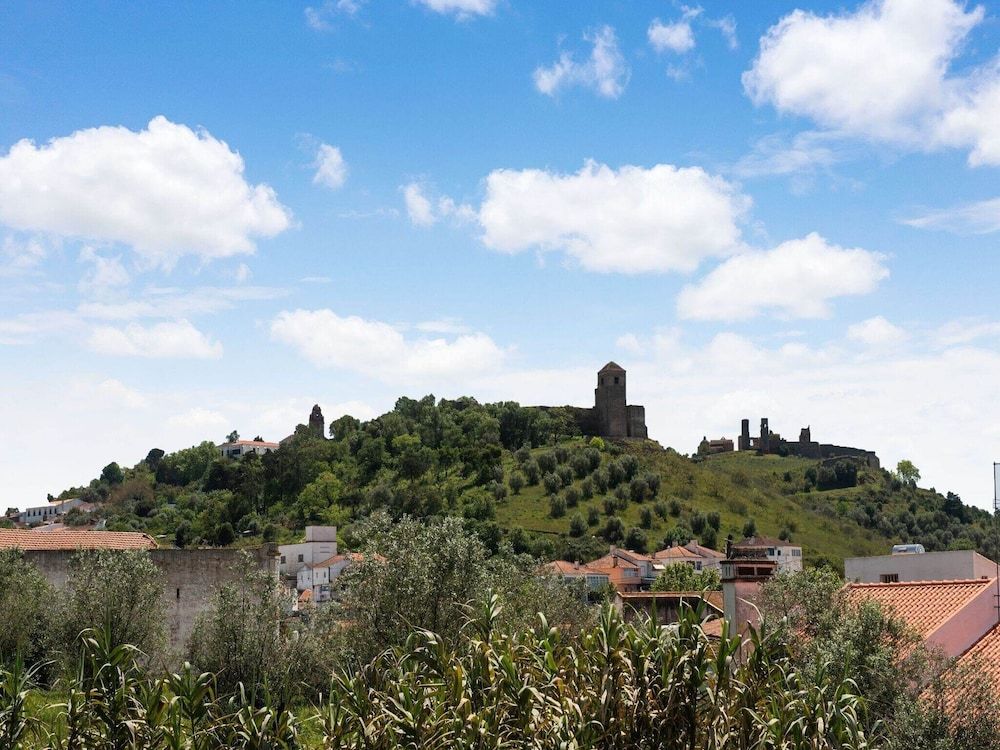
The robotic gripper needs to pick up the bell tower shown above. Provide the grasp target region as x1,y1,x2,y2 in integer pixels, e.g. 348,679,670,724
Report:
595,362,627,437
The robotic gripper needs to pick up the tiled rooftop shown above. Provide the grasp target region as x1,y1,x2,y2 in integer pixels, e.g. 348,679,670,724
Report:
0,529,158,551
845,578,993,637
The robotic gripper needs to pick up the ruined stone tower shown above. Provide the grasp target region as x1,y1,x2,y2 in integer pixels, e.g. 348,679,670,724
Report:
738,419,751,451
759,418,770,453
309,404,325,437
595,362,628,437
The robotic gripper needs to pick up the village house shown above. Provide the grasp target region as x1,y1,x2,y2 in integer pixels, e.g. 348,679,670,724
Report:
543,560,611,591
732,535,802,572
218,438,279,459
296,552,364,603
654,540,725,573
278,525,338,577
845,548,997,583
17,497,87,526
547,542,727,593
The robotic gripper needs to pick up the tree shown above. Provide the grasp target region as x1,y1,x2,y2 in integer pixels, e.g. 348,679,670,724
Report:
60,550,165,662
549,495,566,518
542,473,561,495
742,518,757,539
569,513,587,537
338,512,590,662
100,461,124,486
652,564,721,591
294,471,345,525
0,550,54,669
226,430,240,443
603,517,625,544
896,459,920,487
508,472,525,495
624,526,648,553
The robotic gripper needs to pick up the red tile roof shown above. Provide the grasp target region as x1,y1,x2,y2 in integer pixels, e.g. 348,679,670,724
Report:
654,547,703,561
845,579,993,637
0,529,158,551
734,536,791,549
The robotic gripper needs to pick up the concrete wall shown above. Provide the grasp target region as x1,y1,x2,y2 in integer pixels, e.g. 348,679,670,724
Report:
24,546,278,657
845,549,999,583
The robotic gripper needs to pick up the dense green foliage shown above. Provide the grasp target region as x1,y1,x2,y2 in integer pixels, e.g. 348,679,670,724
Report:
50,395,1000,570
651,563,722,591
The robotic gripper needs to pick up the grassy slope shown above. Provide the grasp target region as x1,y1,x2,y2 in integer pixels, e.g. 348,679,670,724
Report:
495,439,889,567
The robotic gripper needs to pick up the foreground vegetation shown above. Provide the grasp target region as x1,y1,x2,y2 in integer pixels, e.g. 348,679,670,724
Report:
21,396,998,571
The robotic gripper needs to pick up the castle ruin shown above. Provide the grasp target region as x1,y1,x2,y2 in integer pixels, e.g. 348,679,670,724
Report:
738,417,879,468
539,362,648,440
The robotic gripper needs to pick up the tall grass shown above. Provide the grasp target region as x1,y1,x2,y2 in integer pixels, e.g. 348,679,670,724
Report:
1,599,874,749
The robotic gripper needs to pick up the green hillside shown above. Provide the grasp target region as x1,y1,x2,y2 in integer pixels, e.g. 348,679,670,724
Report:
20,395,998,572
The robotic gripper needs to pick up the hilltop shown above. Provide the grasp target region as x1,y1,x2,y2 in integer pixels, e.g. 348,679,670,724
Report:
13,395,997,571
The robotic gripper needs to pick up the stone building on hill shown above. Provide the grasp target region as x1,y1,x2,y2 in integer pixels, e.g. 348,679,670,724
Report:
539,362,648,440
737,417,879,468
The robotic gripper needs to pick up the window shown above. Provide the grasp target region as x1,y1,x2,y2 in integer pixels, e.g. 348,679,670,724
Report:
792,549,801,557
613,376,620,384
297,554,304,563
280,556,286,564
880,573,899,583
767,548,775,556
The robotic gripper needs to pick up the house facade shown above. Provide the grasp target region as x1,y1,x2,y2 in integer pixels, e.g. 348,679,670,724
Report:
218,439,279,459
844,548,998,583
18,497,84,526
278,525,338,578
732,536,802,572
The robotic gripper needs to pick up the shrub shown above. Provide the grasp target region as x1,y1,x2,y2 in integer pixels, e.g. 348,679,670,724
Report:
603,497,617,516
742,518,758,539
640,507,654,529
593,469,609,493
569,513,587,538
580,477,594,500
556,465,574,487
549,496,567,518
514,446,531,464
607,461,625,488
509,472,525,495
654,501,669,519
543,473,561,495
624,527,648,553
707,511,721,530
668,499,682,517
603,516,625,544
620,455,639,480
644,472,661,497
564,487,580,508
491,481,509,501
537,452,557,474
629,477,647,502
554,446,569,464
587,506,601,526
523,460,540,485
570,455,590,479
690,512,707,535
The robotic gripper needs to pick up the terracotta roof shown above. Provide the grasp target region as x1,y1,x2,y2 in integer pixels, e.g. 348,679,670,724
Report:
589,552,642,570
845,579,993,637
701,618,725,638
954,622,1000,681
308,552,365,569
0,529,158,551
685,542,725,559
654,546,703,561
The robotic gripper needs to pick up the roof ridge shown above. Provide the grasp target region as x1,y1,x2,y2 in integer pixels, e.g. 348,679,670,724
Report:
848,578,994,588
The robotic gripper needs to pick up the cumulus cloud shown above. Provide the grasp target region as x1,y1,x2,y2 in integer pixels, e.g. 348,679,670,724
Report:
87,320,223,359
648,17,697,54
412,0,497,18
534,26,629,99
677,233,889,320
270,308,506,381
402,182,475,227
732,131,843,178
167,407,229,429
904,196,1000,234
847,315,908,346
403,183,437,226
477,160,749,274
0,116,291,267
312,143,348,189
743,0,1000,165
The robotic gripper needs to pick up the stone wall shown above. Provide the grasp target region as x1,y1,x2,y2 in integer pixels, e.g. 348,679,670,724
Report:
24,545,278,657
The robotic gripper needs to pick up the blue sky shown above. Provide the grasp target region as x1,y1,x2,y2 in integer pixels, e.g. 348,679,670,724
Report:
2,0,1000,510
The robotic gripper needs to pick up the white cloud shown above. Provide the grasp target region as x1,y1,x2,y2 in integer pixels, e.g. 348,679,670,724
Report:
313,143,348,189
732,131,842,178
234,263,252,283
534,26,629,99
305,0,364,30
615,333,643,355
87,320,223,359
0,310,81,345
0,235,47,277
403,183,436,226
0,116,291,267
904,196,1000,234
477,160,749,274
77,285,287,321
932,317,1000,347
96,378,148,409
78,247,130,296
707,15,738,50
648,18,697,54
847,315,908,346
412,0,497,19
677,233,889,320
743,0,1000,165
270,308,506,382
402,182,474,227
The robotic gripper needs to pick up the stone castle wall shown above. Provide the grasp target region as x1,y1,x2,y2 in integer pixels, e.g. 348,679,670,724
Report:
24,545,279,658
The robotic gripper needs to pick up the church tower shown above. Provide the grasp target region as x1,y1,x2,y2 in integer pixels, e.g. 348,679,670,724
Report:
309,404,325,437
595,362,628,438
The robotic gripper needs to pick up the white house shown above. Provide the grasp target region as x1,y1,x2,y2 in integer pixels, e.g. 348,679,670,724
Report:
296,552,363,603
218,439,279,459
18,497,84,526
653,541,725,573
279,526,338,577
732,536,802,572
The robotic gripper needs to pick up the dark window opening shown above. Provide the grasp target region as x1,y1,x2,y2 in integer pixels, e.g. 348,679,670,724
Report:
880,573,899,583
613,376,619,384
176,587,181,600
